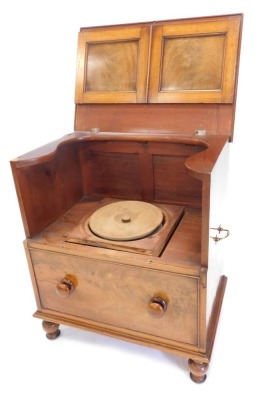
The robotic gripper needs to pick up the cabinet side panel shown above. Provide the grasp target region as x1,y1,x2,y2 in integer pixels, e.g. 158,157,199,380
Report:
12,144,83,237
206,142,230,325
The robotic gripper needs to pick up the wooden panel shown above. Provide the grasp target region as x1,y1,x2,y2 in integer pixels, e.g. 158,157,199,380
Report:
11,144,83,237
11,134,227,242
153,154,202,207
66,199,185,256
26,200,202,271
79,141,203,206
148,16,242,103
160,35,225,91
31,249,199,346
75,25,150,103
207,142,229,323
74,103,235,139
85,41,138,92
89,152,141,199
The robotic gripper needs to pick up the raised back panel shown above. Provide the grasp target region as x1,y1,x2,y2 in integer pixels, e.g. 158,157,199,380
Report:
153,154,202,205
89,152,141,199
80,141,204,208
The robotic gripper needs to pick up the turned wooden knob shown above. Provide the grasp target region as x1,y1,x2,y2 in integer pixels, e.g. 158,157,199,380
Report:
148,297,167,318
121,215,131,223
56,277,75,298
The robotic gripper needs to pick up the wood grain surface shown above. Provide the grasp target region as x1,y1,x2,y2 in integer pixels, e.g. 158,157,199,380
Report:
31,249,199,346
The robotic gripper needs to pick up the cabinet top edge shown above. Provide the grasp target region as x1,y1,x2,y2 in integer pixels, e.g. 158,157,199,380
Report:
11,131,229,169
79,13,243,32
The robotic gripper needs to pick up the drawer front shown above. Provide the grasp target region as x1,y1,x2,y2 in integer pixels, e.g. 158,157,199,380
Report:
31,250,199,346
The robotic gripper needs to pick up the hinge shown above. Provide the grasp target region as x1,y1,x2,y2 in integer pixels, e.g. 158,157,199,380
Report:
195,129,206,136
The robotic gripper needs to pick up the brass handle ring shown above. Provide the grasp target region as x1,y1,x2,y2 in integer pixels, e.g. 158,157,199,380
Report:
210,225,230,243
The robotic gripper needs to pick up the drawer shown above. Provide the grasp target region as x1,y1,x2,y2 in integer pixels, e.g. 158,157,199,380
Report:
30,250,199,346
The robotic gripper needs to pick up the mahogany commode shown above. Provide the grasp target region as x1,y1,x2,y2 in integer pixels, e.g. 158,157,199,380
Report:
11,14,243,383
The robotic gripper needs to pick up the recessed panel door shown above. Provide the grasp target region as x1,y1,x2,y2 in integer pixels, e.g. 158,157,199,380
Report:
148,16,242,103
75,25,150,103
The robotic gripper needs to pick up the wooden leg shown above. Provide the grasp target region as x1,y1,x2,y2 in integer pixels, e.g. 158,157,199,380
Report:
188,359,209,383
42,320,61,340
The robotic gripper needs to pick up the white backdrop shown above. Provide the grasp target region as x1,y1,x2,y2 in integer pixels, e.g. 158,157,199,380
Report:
1,1,263,399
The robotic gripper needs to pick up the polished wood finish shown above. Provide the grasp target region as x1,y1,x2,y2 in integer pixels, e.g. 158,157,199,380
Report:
75,14,242,105
11,133,228,249
148,16,241,103
74,103,238,140
11,14,242,383
148,297,167,318
75,25,150,103
66,198,185,256
206,275,228,359
42,320,60,340
25,200,203,271
56,276,76,298
188,359,209,383
11,133,229,380
74,14,242,141
85,41,139,92
31,246,199,346
88,200,164,240
161,35,225,91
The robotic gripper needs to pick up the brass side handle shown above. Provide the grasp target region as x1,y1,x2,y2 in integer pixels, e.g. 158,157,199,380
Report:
210,225,230,243
56,275,77,298
148,297,167,318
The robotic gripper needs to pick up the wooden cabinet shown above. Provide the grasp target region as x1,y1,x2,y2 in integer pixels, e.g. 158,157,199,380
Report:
75,15,241,103
11,14,243,383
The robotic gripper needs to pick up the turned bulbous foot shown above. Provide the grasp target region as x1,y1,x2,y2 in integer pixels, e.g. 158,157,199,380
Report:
42,320,61,340
188,359,209,383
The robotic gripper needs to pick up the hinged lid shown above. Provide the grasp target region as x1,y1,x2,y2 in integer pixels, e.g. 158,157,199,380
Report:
74,14,243,141
66,198,185,256
88,200,163,241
